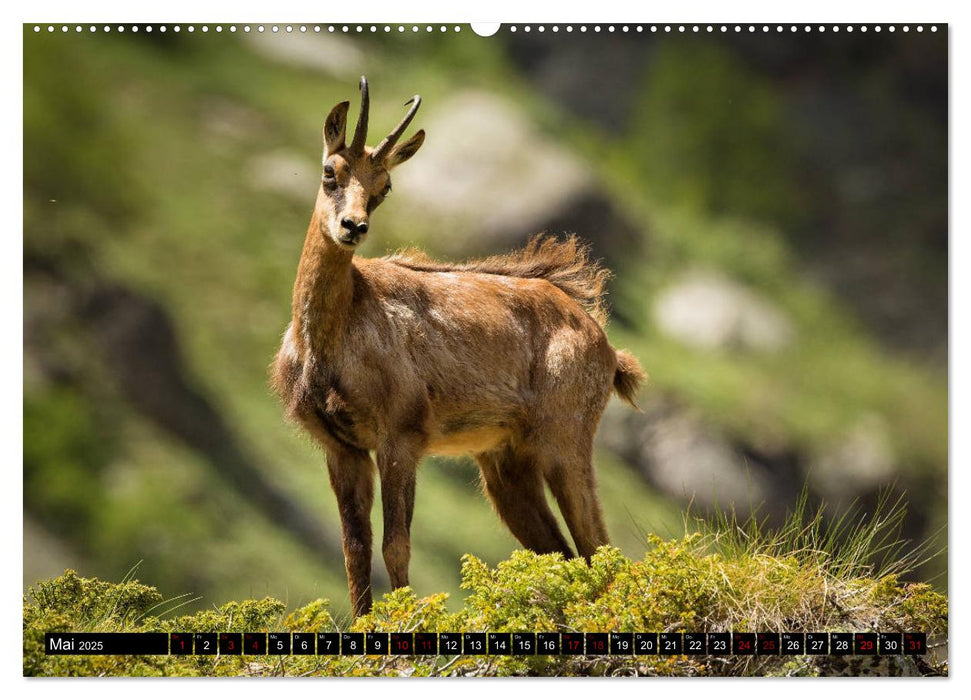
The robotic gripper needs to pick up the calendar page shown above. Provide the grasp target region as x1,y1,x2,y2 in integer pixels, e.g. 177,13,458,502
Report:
22,19,948,678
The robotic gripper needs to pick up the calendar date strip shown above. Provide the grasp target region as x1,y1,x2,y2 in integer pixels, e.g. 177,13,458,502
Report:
46,631,928,656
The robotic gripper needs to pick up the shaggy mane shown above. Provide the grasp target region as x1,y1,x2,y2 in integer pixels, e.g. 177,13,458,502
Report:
384,234,610,326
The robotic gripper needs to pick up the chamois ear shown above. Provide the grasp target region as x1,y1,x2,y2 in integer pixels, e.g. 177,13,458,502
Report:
322,101,350,156
385,129,425,169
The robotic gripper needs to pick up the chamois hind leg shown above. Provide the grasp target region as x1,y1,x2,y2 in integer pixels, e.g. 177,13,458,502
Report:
476,446,575,558
325,445,376,618
542,436,610,560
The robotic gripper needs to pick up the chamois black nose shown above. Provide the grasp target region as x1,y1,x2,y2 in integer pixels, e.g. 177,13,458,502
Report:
341,218,369,235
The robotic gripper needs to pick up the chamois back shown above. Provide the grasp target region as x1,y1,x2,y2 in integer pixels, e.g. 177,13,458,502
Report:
385,234,611,326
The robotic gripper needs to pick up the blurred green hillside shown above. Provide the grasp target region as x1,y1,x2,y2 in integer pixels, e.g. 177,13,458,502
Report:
23,26,947,617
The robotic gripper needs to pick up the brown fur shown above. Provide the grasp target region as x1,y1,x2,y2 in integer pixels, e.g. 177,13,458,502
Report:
271,81,646,617
385,234,611,326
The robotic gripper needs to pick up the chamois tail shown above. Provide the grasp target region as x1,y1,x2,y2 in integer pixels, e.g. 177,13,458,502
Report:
613,349,646,409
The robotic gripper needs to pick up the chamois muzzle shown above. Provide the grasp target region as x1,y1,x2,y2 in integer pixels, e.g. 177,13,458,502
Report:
339,217,369,246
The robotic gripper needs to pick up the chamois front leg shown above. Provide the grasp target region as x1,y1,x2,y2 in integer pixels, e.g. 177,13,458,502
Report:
325,445,376,618
377,437,423,590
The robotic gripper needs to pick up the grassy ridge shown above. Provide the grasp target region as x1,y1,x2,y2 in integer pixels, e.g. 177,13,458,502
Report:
24,531,947,677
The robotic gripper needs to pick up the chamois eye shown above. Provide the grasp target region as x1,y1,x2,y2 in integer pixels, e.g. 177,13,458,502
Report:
323,164,336,179
382,182,392,196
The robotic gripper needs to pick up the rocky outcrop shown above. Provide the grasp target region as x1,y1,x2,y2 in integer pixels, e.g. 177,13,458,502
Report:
653,269,794,352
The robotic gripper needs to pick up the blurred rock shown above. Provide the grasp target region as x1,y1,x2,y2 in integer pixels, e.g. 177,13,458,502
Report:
653,269,794,352
243,31,364,77
395,90,594,255
246,150,318,201
809,415,896,502
599,399,769,508
502,30,653,131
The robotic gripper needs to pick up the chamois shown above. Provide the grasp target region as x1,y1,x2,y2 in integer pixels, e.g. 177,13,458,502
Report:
272,77,646,617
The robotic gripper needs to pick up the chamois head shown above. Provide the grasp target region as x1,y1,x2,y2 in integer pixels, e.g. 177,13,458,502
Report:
316,76,425,249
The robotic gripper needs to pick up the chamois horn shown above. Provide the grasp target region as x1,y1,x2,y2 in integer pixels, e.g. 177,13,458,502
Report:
350,76,370,155
372,95,421,161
